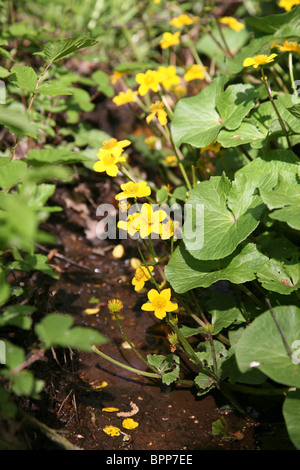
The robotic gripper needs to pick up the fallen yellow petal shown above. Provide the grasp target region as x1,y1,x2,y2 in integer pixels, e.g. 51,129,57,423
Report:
122,418,139,429
84,307,100,315
102,407,120,412
112,244,125,258
103,425,121,436
92,381,108,389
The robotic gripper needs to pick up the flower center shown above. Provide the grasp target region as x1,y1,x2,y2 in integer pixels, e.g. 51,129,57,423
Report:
126,183,138,194
153,296,166,309
103,154,117,165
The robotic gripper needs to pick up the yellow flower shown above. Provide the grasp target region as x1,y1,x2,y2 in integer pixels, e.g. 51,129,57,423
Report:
201,140,221,153
243,54,278,69
144,135,160,150
159,31,180,49
278,0,300,11
135,203,167,238
272,41,300,53
141,288,178,320
172,84,187,99
136,70,161,96
115,181,151,200
132,265,154,291
146,101,168,126
122,418,139,430
108,299,123,313
219,17,244,32
157,65,180,91
94,138,131,177
118,212,141,237
184,64,207,81
110,70,124,84
112,89,138,106
154,0,161,3
164,155,177,167
119,200,131,213
103,425,121,436
170,14,193,28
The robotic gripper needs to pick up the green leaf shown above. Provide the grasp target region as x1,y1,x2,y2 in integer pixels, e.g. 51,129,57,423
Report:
0,105,37,138
37,82,73,96
165,241,266,294
283,389,300,450
245,5,300,36
10,253,59,279
27,148,89,167
8,65,37,92
256,258,300,295
91,70,114,97
259,174,300,231
182,174,265,260
212,416,229,438
171,76,227,148
147,354,180,385
235,305,300,388
35,313,107,351
216,83,258,130
0,305,35,330
194,371,215,395
42,33,98,63
0,160,28,190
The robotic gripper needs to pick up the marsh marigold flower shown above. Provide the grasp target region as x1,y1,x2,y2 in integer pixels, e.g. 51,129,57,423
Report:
243,54,278,69
170,14,193,28
157,65,180,90
118,212,140,237
115,181,151,200
146,101,168,126
219,17,244,32
272,41,300,53
132,265,154,291
135,203,167,238
110,70,124,84
94,138,130,177
184,64,207,81
136,70,161,96
112,89,138,106
141,288,178,320
159,31,180,49
108,299,123,313
278,0,300,11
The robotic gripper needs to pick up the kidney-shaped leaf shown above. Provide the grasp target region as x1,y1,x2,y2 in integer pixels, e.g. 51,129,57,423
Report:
235,305,300,388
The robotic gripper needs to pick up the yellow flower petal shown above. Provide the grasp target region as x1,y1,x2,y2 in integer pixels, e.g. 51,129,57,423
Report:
103,425,121,436
122,418,139,430
102,407,120,412
84,308,100,315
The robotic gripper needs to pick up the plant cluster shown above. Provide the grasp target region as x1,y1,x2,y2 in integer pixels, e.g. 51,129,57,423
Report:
0,0,300,450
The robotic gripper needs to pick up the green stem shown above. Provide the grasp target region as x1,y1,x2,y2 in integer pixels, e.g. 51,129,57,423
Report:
288,52,297,96
260,67,292,151
114,311,156,371
92,345,159,379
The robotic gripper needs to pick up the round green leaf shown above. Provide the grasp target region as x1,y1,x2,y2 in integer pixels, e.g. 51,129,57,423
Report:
235,305,300,388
